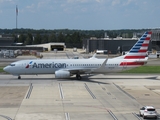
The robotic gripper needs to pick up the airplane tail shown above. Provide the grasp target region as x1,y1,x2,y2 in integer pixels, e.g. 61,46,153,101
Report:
124,31,152,59
117,31,152,60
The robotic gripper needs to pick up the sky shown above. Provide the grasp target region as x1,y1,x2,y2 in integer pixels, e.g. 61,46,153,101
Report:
0,0,160,30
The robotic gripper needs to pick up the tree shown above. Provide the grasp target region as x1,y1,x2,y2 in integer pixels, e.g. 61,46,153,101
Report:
12,34,18,43
24,33,33,45
71,32,81,43
48,33,57,42
65,34,72,43
33,33,41,44
41,35,48,44
18,34,26,43
57,32,64,42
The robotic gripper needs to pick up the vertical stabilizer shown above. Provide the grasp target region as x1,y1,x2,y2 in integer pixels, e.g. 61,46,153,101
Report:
124,31,152,59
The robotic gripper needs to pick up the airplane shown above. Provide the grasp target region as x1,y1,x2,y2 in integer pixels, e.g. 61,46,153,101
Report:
3,31,152,80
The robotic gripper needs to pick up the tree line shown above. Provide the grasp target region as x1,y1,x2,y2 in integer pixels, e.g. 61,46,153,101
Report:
0,28,150,48
13,32,80,45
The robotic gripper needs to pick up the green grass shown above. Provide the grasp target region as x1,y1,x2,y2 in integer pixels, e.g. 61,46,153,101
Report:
0,67,4,73
122,66,160,73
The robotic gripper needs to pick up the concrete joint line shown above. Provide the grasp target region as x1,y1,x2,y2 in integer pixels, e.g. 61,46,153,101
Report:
59,83,64,99
26,83,33,99
113,83,135,99
65,113,70,120
84,83,96,99
132,113,143,120
0,115,12,120
108,110,118,120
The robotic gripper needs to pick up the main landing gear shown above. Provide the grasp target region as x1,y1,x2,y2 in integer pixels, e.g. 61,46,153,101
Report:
18,75,21,79
76,74,82,80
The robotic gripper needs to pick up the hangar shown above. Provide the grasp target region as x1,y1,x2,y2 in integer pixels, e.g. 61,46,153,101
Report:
0,34,14,46
82,30,160,54
26,43,66,51
82,38,147,54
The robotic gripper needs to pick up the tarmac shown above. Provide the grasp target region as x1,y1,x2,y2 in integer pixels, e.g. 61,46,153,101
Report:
0,51,160,120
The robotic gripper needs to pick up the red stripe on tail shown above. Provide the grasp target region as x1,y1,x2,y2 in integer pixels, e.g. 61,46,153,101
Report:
124,56,146,59
142,44,149,46
145,37,150,40
138,50,147,52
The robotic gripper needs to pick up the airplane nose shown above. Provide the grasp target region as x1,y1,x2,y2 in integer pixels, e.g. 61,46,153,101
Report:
3,66,10,73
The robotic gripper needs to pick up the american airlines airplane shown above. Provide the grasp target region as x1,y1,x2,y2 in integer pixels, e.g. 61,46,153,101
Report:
3,31,152,80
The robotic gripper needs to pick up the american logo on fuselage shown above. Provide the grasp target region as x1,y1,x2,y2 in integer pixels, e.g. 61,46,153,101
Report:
32,62,66,68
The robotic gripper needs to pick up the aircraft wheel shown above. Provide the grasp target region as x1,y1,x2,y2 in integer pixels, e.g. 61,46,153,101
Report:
76,74,81,80
18,76,21,79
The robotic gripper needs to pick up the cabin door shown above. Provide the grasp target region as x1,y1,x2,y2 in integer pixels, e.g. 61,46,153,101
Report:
123,61,127,70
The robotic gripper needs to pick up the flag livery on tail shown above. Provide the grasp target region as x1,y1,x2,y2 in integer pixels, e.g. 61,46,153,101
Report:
124,31,152,59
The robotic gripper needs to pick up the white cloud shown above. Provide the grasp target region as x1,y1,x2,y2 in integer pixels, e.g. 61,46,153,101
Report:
112,0,120,6
95,0,104,3
26,4,36,13
37,0,51,9
26,4,35,9
0,0,14,3
123,0,136,6
67,0,90,3
0,0,11,2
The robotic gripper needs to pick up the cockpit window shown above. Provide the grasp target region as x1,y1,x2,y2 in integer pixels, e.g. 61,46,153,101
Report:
10,64,15,66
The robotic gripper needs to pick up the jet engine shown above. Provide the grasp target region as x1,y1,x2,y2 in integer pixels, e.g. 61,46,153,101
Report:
55,70,70,78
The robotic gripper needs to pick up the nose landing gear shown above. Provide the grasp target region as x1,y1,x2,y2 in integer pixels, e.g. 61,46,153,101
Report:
18,76,21,79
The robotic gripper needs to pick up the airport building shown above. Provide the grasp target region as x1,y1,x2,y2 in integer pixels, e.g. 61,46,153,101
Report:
26,43,66,51
82,38,143,54
150,29,160,50
0,34,14,46
83,30,160,54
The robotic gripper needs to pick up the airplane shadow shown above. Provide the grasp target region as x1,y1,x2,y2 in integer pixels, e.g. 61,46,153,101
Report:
11,75,158,84
58,77,109,84
13,76,109,84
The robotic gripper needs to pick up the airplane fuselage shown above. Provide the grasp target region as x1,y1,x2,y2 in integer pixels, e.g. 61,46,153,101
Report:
4,58,145,76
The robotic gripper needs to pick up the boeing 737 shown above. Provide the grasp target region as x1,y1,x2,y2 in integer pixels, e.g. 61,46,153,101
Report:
3,31,152,80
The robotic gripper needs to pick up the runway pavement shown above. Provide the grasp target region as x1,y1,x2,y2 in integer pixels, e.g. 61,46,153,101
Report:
0,51,160,120
0,74,160,120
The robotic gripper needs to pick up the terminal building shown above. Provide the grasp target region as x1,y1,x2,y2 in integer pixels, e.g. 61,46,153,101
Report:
83,30,160,54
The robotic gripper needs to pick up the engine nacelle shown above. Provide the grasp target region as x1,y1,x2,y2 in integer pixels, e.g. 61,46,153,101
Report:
55,70,70,78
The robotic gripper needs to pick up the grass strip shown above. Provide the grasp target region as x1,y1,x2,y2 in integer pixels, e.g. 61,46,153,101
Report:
0,67,4,72
122,66,160,73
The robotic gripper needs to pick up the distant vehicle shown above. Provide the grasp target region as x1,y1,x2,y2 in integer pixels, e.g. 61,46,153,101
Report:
73,47,77,52
72,56,79,59
139,106,157,119
96,50,108,54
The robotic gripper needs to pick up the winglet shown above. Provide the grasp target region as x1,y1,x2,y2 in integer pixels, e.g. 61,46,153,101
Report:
94,57,108,72
89,53,97,59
